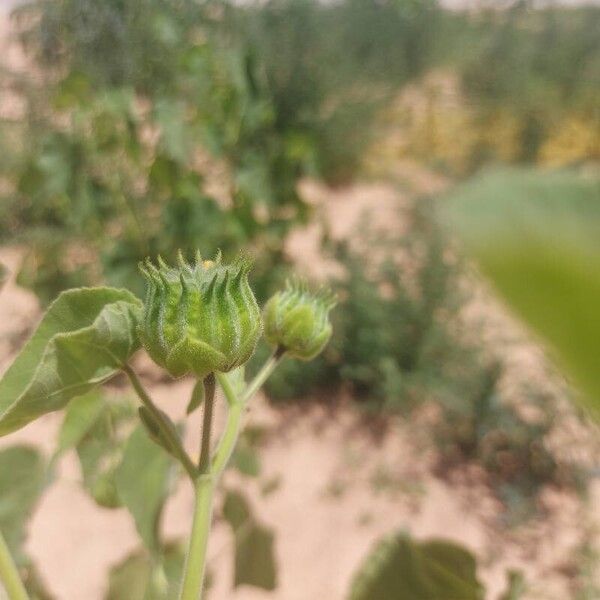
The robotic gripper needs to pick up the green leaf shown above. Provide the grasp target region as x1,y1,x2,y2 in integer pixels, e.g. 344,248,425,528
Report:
223,489,252,532
222,489,278,591
0,262,7,290
498,570,526,600
137,406,181,459
0,446,47,561
232,444,261,478
235,523,277,591
348,533,484,600
115,425,173,553
58,392,135,509
0,287,142,435
56,391,105,455
444,168,600,418
106,543,186,600
185,380,204,415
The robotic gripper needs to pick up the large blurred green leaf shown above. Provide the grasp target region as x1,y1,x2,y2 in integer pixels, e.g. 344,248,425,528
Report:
56,391,105,455
115,425,174,554
444,168,600,417
348,533,483,600
0,446,46,561
0,287,142,435
222,489,277,591
105,543,186,600
57,392,136,509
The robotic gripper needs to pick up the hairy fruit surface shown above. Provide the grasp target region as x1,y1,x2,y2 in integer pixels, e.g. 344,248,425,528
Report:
139,251,261,378
264,279,336,360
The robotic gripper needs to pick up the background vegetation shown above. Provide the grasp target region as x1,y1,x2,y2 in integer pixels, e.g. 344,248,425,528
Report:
0,0,598,598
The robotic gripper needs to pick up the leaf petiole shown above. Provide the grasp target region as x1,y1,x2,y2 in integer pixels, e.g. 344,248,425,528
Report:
123,365,198,481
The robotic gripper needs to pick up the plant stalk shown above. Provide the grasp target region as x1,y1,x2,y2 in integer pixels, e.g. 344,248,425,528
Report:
198,374,215,473
211,400,244,477
0,531,28,600
241,349,284,403
124,365,198,481
179,358,283,599
178,475,215,600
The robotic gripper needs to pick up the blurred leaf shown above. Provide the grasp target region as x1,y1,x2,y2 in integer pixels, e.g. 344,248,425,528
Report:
498,569,526,600
222,489,278,591
234,523,277,591
0,446,46,561
22,561,56,600
0,287,142,435
348,533,483,600
0,262,7,290
137,406,181,459
444,168,600,418
232,444,261,478
56,391,105,455
68,395,136,509
115,425,173,553
185,380,204,415
106,543,186,600
223,490,252,532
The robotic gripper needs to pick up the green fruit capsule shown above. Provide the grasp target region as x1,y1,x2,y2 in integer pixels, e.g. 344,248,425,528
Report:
139,251,261,378
263,279,336,361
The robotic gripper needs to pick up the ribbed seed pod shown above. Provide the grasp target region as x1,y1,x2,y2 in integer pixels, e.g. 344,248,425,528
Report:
139,251,261,378
263,278,336,361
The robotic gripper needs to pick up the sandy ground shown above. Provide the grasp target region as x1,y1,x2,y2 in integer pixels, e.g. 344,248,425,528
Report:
0,174,599,600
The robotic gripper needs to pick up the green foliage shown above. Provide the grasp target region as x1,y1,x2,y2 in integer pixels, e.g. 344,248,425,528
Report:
265,200,466,407
459,5,600,162
222,489,277,591
105,543,187,600
57,392,137,509
3,0,437,305
0,287,142,435
499,570,526,600
348,532,483,600
444,167,600,418
264,199,573,506
0,446,46,562
115,425,174,554
432,363,560,511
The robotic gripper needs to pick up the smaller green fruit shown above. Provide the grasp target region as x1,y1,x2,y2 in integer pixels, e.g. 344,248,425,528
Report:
139,251,261,378
264,279,336,360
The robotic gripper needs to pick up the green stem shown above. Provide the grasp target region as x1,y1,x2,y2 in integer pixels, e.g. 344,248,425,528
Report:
241,350,284,403
198,374,215,474
211,400,244,477
178,475,214,600
123,365,198,481
178,358,283,599
0,531,28,600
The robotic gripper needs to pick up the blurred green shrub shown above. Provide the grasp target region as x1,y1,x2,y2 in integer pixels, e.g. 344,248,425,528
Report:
263,197,581,507
1,0,437,303
460,3,600,165
264,199,466,408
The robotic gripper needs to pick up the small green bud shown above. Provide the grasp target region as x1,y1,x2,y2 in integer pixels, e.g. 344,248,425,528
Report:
139,251,261,378
263,279,336,360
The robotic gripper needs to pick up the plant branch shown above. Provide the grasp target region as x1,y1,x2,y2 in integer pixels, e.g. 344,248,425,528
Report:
241,348,285,403
0,530,28,600
198,374,215,474
211,400,244,477
123,364,198,481
178,474,214,600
